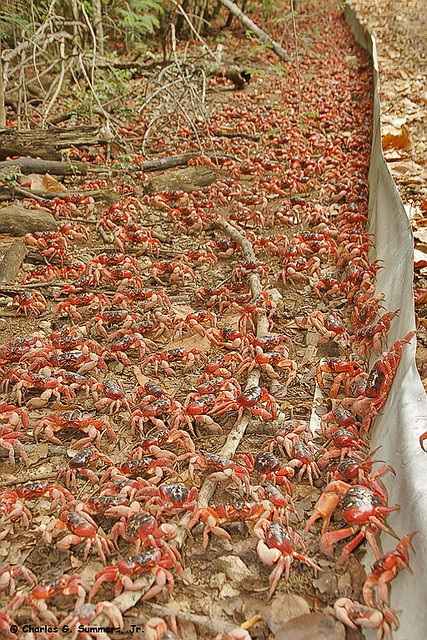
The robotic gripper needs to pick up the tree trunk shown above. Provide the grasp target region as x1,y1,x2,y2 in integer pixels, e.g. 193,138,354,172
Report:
0,41,7,131
218,0,290,62
92,0,105,57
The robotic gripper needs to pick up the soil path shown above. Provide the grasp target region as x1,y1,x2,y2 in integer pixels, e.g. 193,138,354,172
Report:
0,2,416,638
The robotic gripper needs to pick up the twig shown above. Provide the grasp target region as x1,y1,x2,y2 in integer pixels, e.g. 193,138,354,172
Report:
170,24,208,121
169,0,220,63
41,36,69,127
143,602,236,635
138,77,187,114
162,85,204,152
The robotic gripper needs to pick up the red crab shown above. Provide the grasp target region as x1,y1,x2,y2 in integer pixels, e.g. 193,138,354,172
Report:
45,509,115,564
174,395,223,435
13,291,47,317
333,597,399,640
56,446,114,489
130,397,183,433
316,358,365,398
362,532,416,608
305,310,350,344
263,420,310,458
111,509,181,561
213,385,277,422
1,481,73,523
88,549,177,602
0,562,36,595
188,452,252,496
238,351,298,383
0,427,28,464
255,518,321,599
251,452,294,493
144,617,180,640
7,573,88,626
34,410,115,448
60,602,123,638
144,483,199,517
91,379,133,413
287,441,322,487
105,455,176,485
188,501,272,549
305,481,399,561
143,348,208,376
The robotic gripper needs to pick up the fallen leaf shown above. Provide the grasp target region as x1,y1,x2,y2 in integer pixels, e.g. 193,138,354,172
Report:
133,365,149,386
413,227,427,243
301,345,317,365
42,173,67,191
166,333,211,351
382,124,411,151
414,249,427,269
29,174,45,191
27,442,49,465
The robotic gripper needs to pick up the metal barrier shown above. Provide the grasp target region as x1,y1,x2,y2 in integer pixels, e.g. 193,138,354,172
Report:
344,4,427,638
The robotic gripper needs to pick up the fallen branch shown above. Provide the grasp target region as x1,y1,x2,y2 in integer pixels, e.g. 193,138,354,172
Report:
0,126,100,161
175,215,268,548
218,0,291,62
1,186,118,203
143,603,236,635
0,157,88,175
138,152,199,172
212,129,260,141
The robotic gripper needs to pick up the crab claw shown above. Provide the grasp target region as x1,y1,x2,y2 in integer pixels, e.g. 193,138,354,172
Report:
319,527,354,558
95,601,124,630
256,539,282,565
333,597,358,629
401,530,417,555
144,618,169,640
304,480,349,534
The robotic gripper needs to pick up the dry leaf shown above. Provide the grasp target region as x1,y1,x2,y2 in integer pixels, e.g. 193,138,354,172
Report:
133,365,149,386
413,227,427,243
414,250,427,269
301,345,317,366
42,173,67,192
382,124,411,151
415,288,427,305
29,174,45,191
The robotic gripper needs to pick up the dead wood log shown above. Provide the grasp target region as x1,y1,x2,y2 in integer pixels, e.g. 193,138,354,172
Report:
212,129,260,141
0,239,27,284
0,204,57,235
139,152,199,172
0,157,88,175
0,126,100,161
218,0,291,62
108,152,233,176
146,166,216,193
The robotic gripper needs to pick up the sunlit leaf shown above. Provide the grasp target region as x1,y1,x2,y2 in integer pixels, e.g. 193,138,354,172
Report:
382,125,411,151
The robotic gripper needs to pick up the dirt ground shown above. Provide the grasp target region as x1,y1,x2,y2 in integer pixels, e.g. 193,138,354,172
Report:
0,1,421,639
